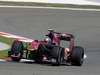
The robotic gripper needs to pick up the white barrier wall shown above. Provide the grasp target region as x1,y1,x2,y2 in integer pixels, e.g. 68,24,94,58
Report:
0,0,100,5
50,0,100,5
87,0,100,2
0,0,48,2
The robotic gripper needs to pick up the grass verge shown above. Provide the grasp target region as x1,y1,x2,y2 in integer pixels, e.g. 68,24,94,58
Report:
0,1,100,9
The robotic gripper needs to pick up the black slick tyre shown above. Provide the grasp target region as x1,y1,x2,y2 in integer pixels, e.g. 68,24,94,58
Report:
50,46,64,66
11,40,23,62
71,46,84,66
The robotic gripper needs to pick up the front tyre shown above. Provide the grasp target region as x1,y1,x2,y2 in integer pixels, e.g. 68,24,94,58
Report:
10,40,23,62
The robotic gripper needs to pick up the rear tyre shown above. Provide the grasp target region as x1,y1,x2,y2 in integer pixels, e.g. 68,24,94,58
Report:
50,46,64,66
71,46,84,66
10,40,23,62
56,47,64,65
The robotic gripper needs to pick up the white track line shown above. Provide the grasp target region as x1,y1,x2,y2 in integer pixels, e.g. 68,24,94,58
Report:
0,5,99,11
0,32,33,42
0,59,6,62
0,42,10,51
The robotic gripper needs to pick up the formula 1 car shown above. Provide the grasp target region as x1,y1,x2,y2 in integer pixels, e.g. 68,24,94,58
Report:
8,29,84,66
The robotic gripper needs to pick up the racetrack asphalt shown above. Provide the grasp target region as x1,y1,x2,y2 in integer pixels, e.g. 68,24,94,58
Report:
0,7,100,75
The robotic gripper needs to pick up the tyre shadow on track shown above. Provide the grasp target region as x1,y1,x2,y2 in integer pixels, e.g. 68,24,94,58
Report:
18,60,80,67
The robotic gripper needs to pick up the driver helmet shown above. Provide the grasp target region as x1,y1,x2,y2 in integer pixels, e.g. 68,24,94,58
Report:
48,29,55,33
44,37,51,44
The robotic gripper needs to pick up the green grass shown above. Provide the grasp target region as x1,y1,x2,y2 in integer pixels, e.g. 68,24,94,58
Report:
0,36,14,58
0,36,14,45
0,50,9,59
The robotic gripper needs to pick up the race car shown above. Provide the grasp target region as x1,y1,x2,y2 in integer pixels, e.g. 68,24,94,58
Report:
8,29,84,66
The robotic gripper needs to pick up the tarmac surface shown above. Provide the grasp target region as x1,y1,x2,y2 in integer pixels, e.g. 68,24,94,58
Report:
0,7,100,75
